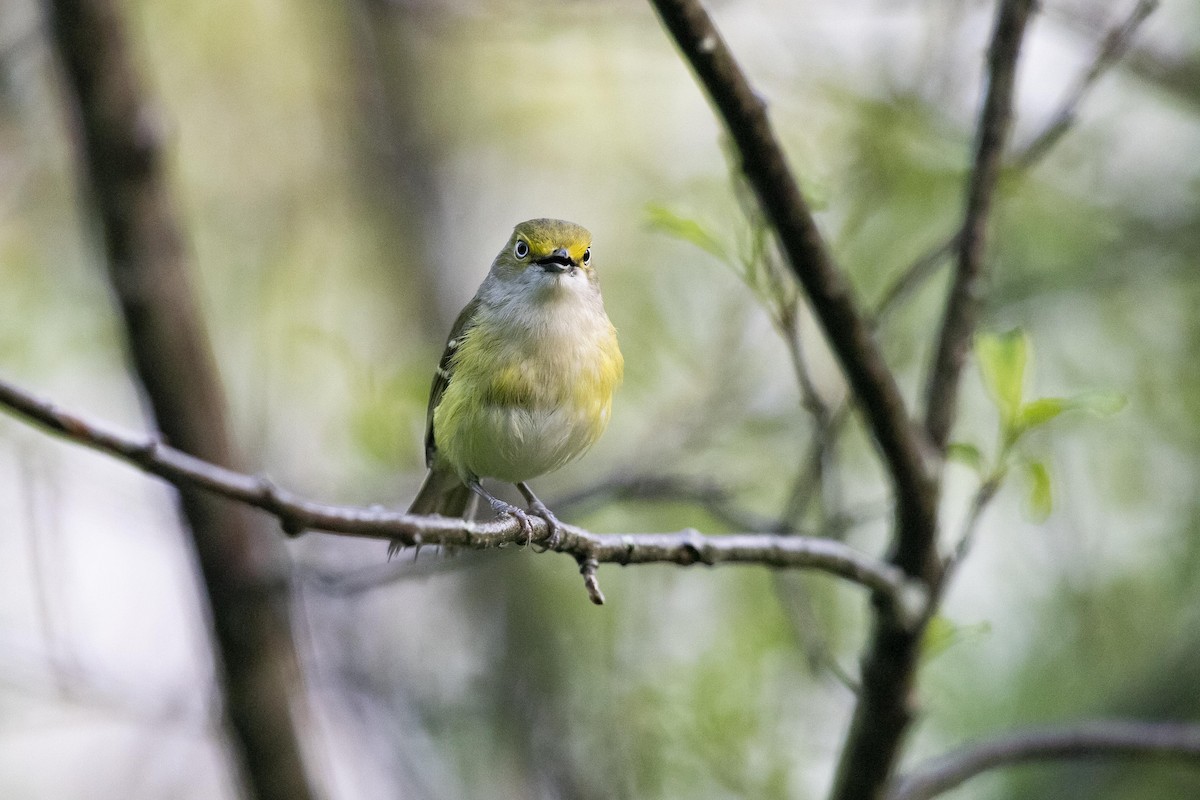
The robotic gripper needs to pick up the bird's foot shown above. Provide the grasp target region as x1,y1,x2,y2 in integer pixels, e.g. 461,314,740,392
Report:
526,499,563,551
487,497,537,546
515,482,563,550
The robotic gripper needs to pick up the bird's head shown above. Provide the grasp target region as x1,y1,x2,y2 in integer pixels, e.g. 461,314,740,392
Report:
489,218,596,296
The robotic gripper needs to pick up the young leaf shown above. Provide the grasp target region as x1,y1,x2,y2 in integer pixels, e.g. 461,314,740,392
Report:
1016,397,1067,432
921,614,993,664
1023,459,1053,522
920,614,957,663
975,329,1029,429
1067,390,1127,417
947,441,986,474
644,204,729,261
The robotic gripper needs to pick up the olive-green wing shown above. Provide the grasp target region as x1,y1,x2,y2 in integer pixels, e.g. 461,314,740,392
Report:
424,296,481,467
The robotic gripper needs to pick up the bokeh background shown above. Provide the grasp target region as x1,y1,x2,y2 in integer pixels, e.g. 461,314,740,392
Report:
1,0,1199,797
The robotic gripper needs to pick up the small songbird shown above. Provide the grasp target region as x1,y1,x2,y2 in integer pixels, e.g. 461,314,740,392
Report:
392,218,623,555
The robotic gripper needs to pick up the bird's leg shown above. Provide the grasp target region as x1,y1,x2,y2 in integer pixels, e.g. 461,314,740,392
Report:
467,478,535,545
516,482,563,550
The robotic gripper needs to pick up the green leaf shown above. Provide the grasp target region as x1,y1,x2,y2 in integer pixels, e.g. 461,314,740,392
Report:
920,614,957,662
1016,391,1127,436
947,441,986,474
1067,390,1127,417
975,329,1029,429
921,615,993,664
1016,397,1067,431
644,204,728,261
1024,459,1053,522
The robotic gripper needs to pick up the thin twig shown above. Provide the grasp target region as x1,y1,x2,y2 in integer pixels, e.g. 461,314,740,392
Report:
0,374,924,618
771,574,862,694
577,558,605,605
552,472,783,533
1013,0,1159,169
779,395,857,528
778,307,849,535
924,0,1037,453
936,475,1001,594
872,235,961,329
890,720,1200,800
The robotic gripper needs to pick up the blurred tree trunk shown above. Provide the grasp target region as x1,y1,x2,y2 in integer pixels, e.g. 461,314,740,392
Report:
46,1,317,798
342,0,457,337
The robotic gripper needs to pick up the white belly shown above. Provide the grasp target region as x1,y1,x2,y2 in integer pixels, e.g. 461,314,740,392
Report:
457,403,604,484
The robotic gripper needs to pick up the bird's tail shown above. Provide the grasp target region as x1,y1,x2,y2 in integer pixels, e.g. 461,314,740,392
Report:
390,466,478,560
407,464,478,517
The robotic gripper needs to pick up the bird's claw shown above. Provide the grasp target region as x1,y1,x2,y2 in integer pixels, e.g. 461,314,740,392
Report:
502,506,535,547
527,500,562,551
496,502,561,549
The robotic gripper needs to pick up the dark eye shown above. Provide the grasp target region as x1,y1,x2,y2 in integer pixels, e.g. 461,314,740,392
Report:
582,247,591,265
514,240,529,259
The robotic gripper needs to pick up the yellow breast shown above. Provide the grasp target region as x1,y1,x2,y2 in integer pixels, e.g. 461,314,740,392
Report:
433,291,623,484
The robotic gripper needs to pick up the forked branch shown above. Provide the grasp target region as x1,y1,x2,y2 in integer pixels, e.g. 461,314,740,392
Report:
646,0,939,566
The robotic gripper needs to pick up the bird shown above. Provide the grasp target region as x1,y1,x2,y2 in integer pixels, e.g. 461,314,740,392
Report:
391,218,623,556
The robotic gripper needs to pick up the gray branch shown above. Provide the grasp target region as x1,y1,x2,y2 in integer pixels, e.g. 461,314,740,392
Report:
890,720,1200,800
923,0,1037,452
0,374,924,619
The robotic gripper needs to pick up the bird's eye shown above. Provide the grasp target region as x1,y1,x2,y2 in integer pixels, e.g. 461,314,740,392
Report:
514,240,530,259
582,247,591,265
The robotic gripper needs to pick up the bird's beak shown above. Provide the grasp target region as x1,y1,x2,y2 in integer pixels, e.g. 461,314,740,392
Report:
536,248,575,273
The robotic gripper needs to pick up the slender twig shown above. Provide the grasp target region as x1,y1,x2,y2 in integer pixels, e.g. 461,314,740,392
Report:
924,0,1037,453
647,0,939,562
1013,0,1159,169
937,475,1001,590
778,306,849,534
0,375,923,617
771,574,862,694
890,720,1200,800
552,472,783,534
872,235,962,329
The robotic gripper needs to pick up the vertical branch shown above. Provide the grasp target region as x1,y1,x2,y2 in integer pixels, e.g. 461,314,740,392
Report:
924,0,1037,451
45,1,317,798
830,5,1037,800
646,0,939,578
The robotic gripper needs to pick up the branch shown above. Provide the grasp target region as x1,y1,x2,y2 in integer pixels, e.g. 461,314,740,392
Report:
0,375,923,619
932,474,1001,608
552,472,783,533
1015,0,1158,168
872,1,1157,326
923,0,1037,451
890,720,1200,800
830,5,1038,800
646,0,938,567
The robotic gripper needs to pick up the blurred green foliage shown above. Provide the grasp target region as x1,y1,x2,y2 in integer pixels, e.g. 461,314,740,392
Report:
2,0,1200,799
